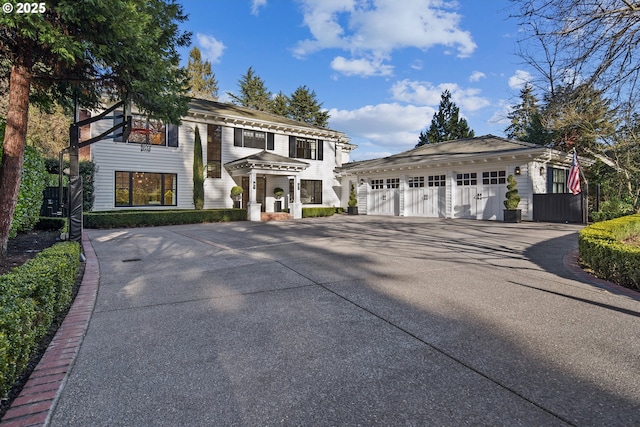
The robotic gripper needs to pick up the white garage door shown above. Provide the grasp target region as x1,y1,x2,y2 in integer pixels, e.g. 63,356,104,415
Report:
368,178,400,215
405,175,446,217
454,171,507,220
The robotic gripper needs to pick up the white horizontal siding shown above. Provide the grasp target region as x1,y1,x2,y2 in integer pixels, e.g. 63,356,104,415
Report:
90,114,346,211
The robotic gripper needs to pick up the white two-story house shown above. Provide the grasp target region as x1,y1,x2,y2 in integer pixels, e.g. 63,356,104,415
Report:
87,99,355,220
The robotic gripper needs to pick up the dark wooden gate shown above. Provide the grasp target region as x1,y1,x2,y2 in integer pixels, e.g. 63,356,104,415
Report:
533,193,584,223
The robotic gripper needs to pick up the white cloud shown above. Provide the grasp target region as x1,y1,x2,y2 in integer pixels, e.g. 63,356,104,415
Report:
330,56,393,77
251,0,267,15
390,79,490,112
329,103,435,155
508,70,532,89
469,71,486,82
293,0,476,76
196,33,226,64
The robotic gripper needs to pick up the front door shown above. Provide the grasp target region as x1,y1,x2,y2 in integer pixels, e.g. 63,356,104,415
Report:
242,176,266,211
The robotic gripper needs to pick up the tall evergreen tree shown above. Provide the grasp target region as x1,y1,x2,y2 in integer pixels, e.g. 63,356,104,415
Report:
288,85,330,128
193,126,204,210
186,47,219,101
228,67,272,111
0,0,190,262
271,91,290,117
417,90,474,146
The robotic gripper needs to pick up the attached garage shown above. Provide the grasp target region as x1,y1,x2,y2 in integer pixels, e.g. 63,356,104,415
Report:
338,135,584,222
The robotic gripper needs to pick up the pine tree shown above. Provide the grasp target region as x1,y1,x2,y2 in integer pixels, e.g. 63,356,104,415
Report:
288,85,330,128
186,47,219,101
271,92,290,117
228,67,272,111
506,84,539,141
417,90,474,146
193,126,204,210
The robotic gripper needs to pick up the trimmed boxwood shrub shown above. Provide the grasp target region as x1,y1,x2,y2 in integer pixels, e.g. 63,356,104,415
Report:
579,214,640,290
84,208,246,229
302,207,336,218
0,241,80,398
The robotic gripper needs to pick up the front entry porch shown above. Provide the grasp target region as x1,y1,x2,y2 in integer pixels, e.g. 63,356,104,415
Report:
225,151,309,221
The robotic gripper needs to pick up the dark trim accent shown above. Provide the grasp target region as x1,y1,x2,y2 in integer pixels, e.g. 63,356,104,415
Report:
289,135,296,157
267,132,274,150
167,124,179,147
234,128,243,147
317,139,323,160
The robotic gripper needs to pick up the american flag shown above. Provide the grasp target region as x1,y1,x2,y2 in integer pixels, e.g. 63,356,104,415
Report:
567,151,581,195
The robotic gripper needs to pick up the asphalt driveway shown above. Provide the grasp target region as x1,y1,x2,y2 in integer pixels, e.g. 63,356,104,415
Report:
49,216,640,426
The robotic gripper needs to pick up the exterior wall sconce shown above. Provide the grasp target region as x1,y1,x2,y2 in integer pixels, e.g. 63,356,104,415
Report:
514,166,521,175
297,182,300,190
359,179,365,185
252,180,256,189
540,166,545,175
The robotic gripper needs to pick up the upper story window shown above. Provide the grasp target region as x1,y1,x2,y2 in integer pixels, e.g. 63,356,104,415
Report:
234,128,274,150
371,179,384,189
114,112,178,147
207,124,222,179
289,136,323,160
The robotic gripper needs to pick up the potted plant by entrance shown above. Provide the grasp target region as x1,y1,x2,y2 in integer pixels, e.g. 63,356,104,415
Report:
273,187,284,212
230,185,243,209
347,182,358,215
503,174,521,223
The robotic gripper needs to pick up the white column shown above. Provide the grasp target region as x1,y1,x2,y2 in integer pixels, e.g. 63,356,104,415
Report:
291,175,302,219
247,170,261,221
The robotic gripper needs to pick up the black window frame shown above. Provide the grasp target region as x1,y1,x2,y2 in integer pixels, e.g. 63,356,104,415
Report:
234,127,275,150
206,124,222,179
115,171,177,207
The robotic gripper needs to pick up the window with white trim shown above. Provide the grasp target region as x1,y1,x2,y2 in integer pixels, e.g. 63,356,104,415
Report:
482,170,506,185
371,179,384,189
428,175,446,187
456,173,477,186
408,176,424,188
386,178,400,189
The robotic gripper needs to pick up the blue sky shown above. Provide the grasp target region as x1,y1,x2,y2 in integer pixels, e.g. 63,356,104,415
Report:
178,0,532,161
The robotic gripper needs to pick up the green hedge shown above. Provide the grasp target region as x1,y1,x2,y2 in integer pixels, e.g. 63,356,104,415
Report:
579,214,640,290
0,241,80,398
302,207,336,218
84,209,246,229
34,216,66,231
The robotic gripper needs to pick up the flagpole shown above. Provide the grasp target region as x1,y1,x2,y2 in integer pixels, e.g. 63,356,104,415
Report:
575,148,589,224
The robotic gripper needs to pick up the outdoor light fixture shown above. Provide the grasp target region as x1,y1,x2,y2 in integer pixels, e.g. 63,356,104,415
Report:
540,166,545,175
514,166,521,175
360,179,365,185
252,180,256,190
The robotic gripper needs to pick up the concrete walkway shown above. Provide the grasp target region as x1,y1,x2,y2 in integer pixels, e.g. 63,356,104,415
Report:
20,217,640,425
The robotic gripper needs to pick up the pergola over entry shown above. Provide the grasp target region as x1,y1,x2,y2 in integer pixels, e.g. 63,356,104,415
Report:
225,151,309,221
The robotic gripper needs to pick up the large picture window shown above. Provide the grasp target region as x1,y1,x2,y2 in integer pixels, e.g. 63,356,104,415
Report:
207,124,222,178
115,171,177,207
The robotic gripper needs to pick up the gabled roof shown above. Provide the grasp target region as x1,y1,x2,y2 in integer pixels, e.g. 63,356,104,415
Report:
225,150,309,175
188,98,352,145
339,135,571,174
